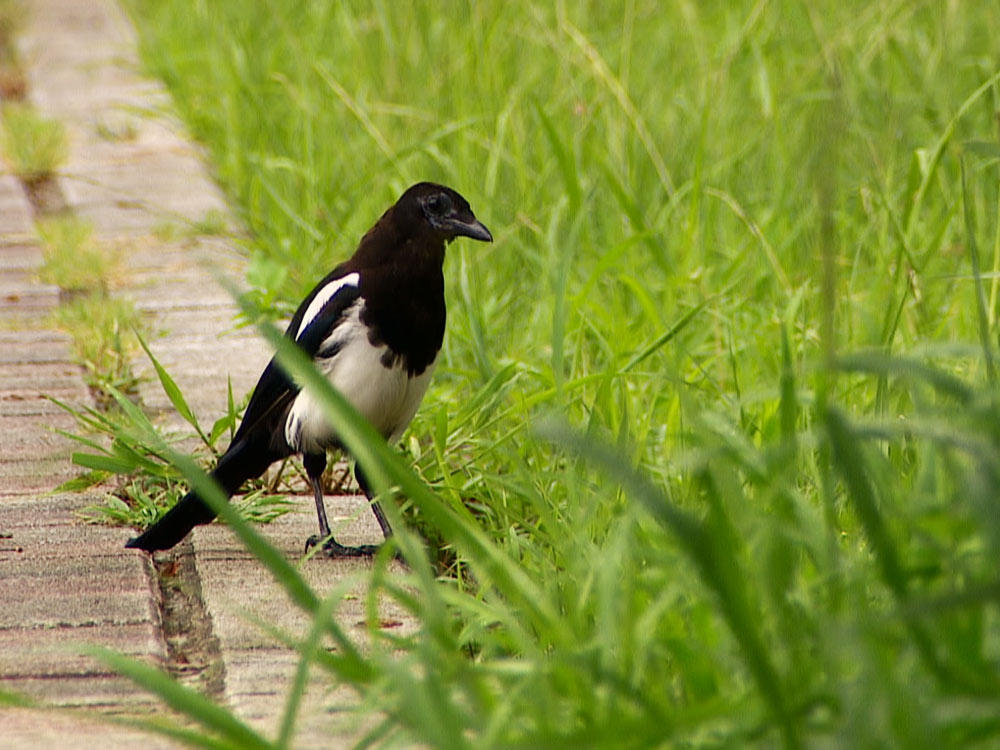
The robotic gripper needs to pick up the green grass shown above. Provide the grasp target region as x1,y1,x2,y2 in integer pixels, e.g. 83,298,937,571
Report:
37,216,119,293
32,218,287,528
54,334,293,529
88,0,1000,746
51,293,143,400
34,215,146,406
0,101,68,183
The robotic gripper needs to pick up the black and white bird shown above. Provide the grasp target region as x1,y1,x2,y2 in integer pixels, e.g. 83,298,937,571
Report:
126,182,492,556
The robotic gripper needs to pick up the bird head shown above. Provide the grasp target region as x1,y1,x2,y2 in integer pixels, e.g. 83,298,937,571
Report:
406,182,493,244
350,182,492,271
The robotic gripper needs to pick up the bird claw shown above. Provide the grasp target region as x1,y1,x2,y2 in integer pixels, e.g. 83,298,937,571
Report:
304,534,379,558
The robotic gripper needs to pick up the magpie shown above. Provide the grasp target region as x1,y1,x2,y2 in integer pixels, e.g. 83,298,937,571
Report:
126,182,492,556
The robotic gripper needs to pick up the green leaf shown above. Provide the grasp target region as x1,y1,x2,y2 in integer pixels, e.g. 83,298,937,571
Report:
823,407,992,693
111,438,169,476
209,415,231,446
52,469,110,493
621,301,707,372
72,451,138,475
959,157,996,382
904,68,1000,237
136,330,209,446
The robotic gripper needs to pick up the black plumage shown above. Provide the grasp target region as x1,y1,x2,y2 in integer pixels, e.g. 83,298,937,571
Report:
126,182,492,556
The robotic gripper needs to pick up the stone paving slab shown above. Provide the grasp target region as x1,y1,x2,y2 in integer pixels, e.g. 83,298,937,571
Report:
63,151,231,235
0,413,79,463
0,361,81,386
0,243,44,273
0,288,59,318
0,354,83,379
4,709,183,749
134,309,257,340
188,498,412,745
224,650,369,749
20,0,231,239
128,275,238,309
0,388,172,734
0,390,82,417
0,174,33,237
0,270,55,295
1,675,162,710
0,461,79,495
0,497,168,711
126,235,247,271
0,332,77,364
0,709,178,750
0,20,178,741
0,622,163,677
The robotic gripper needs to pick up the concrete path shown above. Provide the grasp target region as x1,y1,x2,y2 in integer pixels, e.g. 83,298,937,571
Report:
0,155,175,747
1,0,409,746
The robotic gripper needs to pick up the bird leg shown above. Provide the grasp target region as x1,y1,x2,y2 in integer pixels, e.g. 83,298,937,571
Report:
303,453,379,557
304,453,331,548
354,462,393,540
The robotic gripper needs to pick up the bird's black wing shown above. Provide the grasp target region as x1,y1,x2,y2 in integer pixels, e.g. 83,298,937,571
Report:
231,269,363,447
126,271,364,551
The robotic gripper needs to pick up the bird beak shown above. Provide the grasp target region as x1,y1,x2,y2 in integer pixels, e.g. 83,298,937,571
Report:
449,217,493,243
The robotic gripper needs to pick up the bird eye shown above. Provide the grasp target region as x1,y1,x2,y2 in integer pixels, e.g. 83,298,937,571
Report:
426,193,452,215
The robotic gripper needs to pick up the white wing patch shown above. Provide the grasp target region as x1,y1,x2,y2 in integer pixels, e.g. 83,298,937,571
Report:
295,272,360,339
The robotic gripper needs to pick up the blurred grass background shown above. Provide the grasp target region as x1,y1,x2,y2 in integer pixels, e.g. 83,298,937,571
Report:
116,0,1000,746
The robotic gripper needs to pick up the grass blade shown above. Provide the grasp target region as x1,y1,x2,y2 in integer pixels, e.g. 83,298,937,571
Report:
84,646,272,750
960,157,996,381
905,68,1000,237
538,420,799,748
835,351,974,403
71,451,137,474
275,582,355,749
823,407,994,694
136,331,210,445
621,300,707,373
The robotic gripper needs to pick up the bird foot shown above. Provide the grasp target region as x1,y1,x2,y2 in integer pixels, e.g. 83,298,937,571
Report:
305,534,380,557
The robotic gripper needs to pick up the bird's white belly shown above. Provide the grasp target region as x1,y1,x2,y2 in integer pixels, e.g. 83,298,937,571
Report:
285,332,435,454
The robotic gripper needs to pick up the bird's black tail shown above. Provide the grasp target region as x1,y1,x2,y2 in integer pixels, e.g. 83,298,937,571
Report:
125,438,275,552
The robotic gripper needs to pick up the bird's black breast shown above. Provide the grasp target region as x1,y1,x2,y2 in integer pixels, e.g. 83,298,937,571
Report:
358,265,445,377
